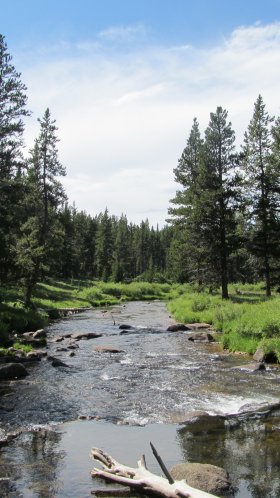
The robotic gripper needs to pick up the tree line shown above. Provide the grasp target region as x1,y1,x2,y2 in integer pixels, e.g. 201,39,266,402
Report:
0,34,171,306
1,33,280,304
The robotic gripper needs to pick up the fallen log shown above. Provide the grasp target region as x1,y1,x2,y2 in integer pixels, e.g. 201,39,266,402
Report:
91,446,219,498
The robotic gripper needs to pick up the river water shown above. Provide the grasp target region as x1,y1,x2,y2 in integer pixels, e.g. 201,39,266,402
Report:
0,301,280,497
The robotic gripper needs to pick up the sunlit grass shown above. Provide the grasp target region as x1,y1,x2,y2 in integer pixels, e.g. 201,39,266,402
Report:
167,284,280,361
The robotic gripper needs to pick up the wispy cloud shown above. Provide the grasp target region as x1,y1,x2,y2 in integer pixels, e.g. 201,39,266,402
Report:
97,24,147,43
21,22,280,226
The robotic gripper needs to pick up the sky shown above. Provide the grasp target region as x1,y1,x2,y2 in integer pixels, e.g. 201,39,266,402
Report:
1,0,280,226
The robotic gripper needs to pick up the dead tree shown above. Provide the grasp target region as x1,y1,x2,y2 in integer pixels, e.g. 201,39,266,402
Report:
91,446,219,498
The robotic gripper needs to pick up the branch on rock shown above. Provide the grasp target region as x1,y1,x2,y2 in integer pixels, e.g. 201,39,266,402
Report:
91,446,219,498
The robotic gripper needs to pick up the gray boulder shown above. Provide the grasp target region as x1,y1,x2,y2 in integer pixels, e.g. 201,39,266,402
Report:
32,329,46,339
0,363,28,380
170,462,232,496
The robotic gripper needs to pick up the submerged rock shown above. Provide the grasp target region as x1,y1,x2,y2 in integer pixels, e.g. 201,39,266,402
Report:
170,462,232,496
71,332,102,340
47,356,70,368
0,363,29,380
231,362,266,372
94,346,124,353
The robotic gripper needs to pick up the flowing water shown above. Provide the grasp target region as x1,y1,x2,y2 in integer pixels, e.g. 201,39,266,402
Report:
0,301,280,497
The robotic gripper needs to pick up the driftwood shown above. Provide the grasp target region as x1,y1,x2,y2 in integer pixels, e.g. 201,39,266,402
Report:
91,445,219,498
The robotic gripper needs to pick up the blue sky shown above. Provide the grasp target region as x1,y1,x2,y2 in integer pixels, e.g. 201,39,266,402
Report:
1,0,280,225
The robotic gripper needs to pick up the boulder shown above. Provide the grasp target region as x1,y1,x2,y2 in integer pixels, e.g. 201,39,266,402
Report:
27,350,47,359
188,332,215,342
0,363,29,380
32,329,46,339
94,346,124,353
167,324,191,332
119,324,134,330
170,462,232,496
24,351,41,361
253,348,278,364
71,332,102,340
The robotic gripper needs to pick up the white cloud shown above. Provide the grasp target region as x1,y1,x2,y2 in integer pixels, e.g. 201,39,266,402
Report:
21,22,280,226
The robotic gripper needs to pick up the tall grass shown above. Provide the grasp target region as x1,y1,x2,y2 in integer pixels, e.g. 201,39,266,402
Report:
168,286,280,361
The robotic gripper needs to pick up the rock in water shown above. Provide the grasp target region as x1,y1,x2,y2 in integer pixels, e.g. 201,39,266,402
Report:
0,363,29,380
170,462,232,496
167,324,191,331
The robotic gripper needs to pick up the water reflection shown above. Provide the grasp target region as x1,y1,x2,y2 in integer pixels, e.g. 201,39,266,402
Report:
177,413,280,498
0,428,64,497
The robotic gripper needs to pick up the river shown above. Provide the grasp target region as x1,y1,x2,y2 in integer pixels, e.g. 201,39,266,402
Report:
0,301,280,497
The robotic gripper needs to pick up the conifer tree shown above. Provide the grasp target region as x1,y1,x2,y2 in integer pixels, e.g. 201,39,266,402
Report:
16,109,66,305
242,95,280,296
0,34,30,280
96,209,114,281
168,109,238,297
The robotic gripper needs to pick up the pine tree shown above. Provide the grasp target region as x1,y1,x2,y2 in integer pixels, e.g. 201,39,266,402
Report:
96,209,114,281
16,109,66,305
168,118,205,285
0,34,30,281
168,109,238,297
112,215,131,282
242,95,280,296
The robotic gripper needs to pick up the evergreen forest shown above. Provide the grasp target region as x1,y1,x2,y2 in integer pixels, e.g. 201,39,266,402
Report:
1,33,280,307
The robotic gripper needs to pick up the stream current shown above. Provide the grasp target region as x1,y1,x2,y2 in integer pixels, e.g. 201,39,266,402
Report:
0,301,280,497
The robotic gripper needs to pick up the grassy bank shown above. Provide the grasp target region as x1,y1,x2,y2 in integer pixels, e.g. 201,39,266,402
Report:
168,284,280,362
0,279,175,346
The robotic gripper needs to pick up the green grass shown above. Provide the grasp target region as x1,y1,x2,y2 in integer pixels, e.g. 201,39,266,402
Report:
167,284,280,362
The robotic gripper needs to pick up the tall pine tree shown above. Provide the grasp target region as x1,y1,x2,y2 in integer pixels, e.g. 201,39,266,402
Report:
0,34,30,280
16,109,66,305
242,95,280,296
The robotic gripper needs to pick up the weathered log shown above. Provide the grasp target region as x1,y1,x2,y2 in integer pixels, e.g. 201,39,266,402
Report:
91,447,219,498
